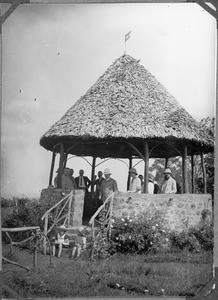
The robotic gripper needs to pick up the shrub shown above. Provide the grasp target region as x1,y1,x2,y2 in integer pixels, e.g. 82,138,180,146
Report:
109,215,171,255
169,230,201,252
2,198,44,243
169,222,213,252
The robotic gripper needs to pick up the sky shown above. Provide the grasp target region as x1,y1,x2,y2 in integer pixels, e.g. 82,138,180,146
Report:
1,3,216,199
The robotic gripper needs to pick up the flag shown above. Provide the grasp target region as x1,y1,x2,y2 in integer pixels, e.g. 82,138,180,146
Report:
125,31,131,42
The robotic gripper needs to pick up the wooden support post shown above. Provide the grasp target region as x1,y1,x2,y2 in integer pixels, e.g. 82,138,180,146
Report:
57,142,65,188
49,151,56,186
191,154,195,193
5,232,14,255
63,153,68,168
43,213,48,255
91,156,96,193
182,146,188,193
143,141,149,193
33,238,37,269
127,157,132,190
201,151,207,194
165,158,168,169
67,193,73,227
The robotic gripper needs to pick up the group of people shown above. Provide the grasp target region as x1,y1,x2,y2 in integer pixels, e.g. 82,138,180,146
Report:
53,166,178,200
51,224,87,259
54,168,92,191
128,167,177,194
51,167,178,258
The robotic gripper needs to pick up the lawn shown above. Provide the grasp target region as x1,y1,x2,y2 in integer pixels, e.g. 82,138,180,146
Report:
2,244,213,298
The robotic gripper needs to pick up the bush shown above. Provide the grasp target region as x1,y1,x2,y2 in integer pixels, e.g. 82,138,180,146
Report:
109,215,171,255
2,198,45,243
169,222,213,252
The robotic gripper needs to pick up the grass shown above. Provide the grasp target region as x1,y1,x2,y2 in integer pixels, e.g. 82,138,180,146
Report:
2,249,213,298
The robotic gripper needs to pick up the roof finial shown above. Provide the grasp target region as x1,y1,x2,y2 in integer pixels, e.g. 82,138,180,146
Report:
124,31,131,54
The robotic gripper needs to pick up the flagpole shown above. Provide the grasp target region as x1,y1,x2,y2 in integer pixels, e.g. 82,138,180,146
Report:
124,31,131,55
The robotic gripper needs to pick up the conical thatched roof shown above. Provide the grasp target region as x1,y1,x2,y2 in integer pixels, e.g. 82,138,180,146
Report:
40,54,213,159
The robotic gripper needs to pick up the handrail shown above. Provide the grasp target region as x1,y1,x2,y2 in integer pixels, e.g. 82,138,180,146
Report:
2,226,40,232
41,191,73,220
88,193,114,226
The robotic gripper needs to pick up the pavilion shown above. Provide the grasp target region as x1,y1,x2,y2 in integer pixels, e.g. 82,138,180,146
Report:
40,54,214,194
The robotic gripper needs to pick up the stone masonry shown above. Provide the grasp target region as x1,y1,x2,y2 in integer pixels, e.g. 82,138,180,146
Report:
40,188,212,232
112,193,212,232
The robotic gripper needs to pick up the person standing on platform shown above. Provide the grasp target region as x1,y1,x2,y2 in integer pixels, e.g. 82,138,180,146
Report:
127,168,141,193
160,168,177,194
75,169,92,192
93,171,105,198
148,173,155,194
99,168,118,203
69,168,76,188
62,167,75,190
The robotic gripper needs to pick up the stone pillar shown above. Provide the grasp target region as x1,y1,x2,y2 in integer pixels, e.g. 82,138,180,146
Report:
69,190,85,227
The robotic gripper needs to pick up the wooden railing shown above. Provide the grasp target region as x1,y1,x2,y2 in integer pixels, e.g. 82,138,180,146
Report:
41,191,74,254
88,193,115,259
2,226,40,270
89,193,114,233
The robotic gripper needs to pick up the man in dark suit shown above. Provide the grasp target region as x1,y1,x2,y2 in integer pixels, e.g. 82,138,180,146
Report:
75,169,91,192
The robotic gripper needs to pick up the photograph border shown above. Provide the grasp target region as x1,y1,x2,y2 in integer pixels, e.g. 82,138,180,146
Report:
0,1,217,299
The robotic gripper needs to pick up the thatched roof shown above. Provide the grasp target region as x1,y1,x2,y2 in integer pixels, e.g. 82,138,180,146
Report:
40,54,213,158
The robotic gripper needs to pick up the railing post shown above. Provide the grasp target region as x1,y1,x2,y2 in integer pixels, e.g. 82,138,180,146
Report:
67,192,73,227
43,213,48,255
33,238,37,268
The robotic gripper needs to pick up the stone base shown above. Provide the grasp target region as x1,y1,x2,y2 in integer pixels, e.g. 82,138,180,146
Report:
40,188,85,227
113,193,212,232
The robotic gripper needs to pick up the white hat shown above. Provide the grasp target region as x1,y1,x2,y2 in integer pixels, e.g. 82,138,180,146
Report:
59,225,67,230
164,168,172,175
104,168,111,175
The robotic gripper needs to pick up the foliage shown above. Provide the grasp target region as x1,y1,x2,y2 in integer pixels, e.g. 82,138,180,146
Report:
169,210,213,252
2,198,45,242
90,210,112,260
109,214,171,255
92,207,213,257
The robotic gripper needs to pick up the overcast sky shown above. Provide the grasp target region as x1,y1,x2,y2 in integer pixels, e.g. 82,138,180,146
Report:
1,3,216,198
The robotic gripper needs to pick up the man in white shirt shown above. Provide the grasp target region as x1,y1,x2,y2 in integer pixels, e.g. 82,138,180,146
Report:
75,169,91,192
160,168,177,194
148,173,155,194
128,168,141,193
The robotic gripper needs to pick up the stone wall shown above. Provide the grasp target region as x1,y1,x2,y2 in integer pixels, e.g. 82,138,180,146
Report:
40,188,212,231
40,188,85,227
113,193,212,232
